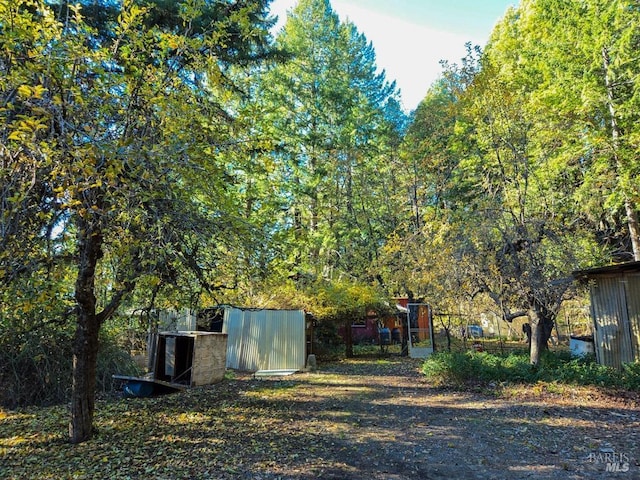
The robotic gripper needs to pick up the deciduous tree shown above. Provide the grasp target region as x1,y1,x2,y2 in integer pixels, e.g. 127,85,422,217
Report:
0,0,274,443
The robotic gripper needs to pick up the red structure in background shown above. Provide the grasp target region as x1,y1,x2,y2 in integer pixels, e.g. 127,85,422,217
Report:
339,300,407,346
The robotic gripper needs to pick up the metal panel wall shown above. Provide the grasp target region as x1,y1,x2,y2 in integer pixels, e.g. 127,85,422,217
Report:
590,276,635,369
223,308,306,372
623,273,640,363
158,308,197,331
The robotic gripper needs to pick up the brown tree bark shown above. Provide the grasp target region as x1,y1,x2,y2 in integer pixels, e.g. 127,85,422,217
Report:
344,319,353,358
69,218,103,444
529,312,543,367
69,309,100,444
528,308,554,366
68,210,137,443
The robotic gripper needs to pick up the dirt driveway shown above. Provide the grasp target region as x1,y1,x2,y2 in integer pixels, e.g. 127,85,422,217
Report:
240,357,639,480
1,356,639,479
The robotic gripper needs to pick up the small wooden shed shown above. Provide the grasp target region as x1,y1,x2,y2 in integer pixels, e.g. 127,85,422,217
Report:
153,331,228,386
574,262,640,369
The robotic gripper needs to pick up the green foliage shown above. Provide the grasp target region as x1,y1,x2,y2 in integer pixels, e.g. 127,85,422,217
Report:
422,350,640,390
620,362,640,390
0,0,278,441
3,0,640,443
253,0,406,281
95,333,144,396
483,0,640,260
244,269,391,325
0,0,278,320
0,329,74,408
305,279,390,323
393,0,639,366
0,327,140,408
422,351,539,385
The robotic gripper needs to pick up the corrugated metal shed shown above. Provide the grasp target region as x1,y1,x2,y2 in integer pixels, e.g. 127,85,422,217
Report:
222,308,306,372
574,262,640,369
158,308,197,331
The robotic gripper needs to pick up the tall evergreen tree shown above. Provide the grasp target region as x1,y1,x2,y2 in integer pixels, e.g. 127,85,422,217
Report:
257,0,404,281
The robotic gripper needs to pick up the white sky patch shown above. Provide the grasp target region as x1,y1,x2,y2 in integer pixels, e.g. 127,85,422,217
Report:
269,0,485,112
333,1,479,111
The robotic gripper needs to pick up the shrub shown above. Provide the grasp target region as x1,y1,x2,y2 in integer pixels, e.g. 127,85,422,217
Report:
422,350,640,390
500,353,538,382
0,329,74,408
96,333,143,396
621,362,640,390
0,326,141,408
552,356,619,387
421,351,480,385
422,351,540,385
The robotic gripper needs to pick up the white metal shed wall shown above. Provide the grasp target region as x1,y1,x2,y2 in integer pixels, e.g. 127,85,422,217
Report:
222,308,306,371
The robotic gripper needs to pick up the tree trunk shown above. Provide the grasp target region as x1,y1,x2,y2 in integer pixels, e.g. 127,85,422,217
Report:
445,325,451,352
69,310,100,444
344,319,353,358
529,309,554,366
603,46,640,260
529,318,543,366
400,313,409,356
624,199,640,261
69,219,103,444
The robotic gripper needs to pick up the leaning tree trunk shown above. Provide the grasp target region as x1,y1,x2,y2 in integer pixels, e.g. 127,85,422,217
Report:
69,220,103,444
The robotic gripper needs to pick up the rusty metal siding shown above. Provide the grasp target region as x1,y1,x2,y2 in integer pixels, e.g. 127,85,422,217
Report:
223,308,306,372
590,275,636,369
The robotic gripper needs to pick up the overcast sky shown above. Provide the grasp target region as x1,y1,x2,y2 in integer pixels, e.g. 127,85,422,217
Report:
269,0,518,111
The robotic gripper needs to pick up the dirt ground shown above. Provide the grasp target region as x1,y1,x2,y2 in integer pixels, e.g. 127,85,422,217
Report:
238,357,640,480
1,356,639,479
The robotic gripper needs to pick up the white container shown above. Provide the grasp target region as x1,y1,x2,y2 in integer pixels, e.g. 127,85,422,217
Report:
570,335,594,357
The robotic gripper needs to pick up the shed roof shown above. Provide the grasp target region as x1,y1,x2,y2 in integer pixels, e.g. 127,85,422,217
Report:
573,261,640,280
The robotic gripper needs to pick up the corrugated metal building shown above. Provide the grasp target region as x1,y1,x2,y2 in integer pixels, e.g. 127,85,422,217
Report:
222,307,306,372
574,262,640,369
158,308,197,331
